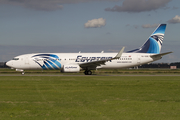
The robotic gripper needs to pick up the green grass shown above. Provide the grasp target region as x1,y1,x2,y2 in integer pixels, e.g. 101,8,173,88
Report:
0,76,180,120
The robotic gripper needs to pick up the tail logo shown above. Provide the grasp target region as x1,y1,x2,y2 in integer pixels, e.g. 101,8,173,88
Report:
151,34,163,46
127,24,166,54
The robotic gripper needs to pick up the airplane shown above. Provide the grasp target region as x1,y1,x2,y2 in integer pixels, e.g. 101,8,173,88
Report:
6,24,172,75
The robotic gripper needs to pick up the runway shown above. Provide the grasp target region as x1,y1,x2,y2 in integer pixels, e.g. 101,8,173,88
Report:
1,74,180,76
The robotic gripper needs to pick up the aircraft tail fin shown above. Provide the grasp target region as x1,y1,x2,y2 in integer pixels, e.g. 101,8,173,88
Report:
127,24,166,54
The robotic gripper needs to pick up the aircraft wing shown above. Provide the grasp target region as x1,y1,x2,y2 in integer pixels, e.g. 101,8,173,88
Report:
79,47,125,70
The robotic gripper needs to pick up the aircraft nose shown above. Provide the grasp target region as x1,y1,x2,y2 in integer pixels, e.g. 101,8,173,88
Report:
6,61,13,68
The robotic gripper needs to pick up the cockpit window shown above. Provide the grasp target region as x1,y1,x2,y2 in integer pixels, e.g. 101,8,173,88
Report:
13,58,19,60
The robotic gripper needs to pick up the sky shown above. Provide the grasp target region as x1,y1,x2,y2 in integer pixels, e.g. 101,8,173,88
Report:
0,0,180,63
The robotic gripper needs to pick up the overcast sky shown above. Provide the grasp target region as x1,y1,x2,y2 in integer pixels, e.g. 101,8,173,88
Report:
0,0,180,63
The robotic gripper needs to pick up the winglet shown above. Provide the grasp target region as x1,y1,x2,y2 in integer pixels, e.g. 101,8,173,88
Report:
114,47,125,59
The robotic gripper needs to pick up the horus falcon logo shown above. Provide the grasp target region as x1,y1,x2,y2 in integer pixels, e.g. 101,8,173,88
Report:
31,54,61,70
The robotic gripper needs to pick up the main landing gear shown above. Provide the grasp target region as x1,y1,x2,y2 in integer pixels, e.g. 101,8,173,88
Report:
84,70,92,75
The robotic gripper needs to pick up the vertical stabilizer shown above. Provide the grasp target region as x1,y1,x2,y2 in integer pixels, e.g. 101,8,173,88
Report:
127,24,166,54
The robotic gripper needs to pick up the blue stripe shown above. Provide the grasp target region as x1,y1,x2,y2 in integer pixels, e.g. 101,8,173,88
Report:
42,65,48,70
44,61,54,70
51,60,61,68
32,54,59,59
46,60,59,70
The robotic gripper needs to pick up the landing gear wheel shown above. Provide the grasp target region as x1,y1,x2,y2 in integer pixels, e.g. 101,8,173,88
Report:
87,70,92,75
84,70,92,75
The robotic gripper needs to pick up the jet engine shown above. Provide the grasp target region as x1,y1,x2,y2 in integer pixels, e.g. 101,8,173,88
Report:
62,65,80,73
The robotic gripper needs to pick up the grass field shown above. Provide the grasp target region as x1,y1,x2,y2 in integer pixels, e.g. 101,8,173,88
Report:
0,75,180,120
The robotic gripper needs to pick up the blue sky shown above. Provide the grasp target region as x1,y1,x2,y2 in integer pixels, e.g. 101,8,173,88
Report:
0,0,180,63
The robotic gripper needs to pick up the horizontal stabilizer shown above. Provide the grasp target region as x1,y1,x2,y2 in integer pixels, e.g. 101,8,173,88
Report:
150,52,173,57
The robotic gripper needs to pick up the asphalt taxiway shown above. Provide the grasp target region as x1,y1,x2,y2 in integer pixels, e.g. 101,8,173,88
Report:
1,74,180,76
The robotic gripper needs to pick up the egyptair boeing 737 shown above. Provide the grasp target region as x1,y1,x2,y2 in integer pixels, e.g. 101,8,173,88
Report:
6,24,172,75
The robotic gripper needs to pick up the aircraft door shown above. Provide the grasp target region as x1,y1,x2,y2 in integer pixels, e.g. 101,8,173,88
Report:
137,55,141,64
25,55,29,65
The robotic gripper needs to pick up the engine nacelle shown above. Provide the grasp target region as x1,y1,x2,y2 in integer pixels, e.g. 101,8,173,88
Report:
62,65,80,73
16,69,24,72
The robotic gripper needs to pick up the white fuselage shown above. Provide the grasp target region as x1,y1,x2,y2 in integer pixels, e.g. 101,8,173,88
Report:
6,52,160,70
